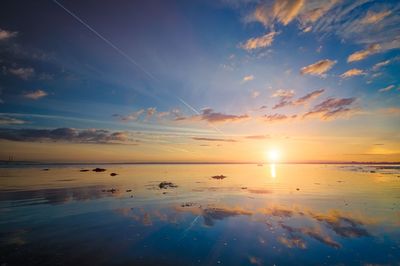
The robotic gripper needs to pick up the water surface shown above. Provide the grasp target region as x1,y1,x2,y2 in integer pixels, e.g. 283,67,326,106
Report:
0,164,399,265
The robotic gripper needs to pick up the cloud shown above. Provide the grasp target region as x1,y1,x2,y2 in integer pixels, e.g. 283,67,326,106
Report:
293,89,325,105
273,89,324,109
300,59,336,77
146,107,157,117
372,59,391,71
0,127,131,144
245,135,269,140
177,108,249,124
241,31,277,50
378,85,395,93
115,109,145,122
252,0,305,26
242,75,254,82
298,0,339,26
360,10,391,25
261,114,297,122
340,68,365,78
9,67,35,80
0,116,27,125
192,137,237,142
0,28,18,41
23,89,48,100
271,89,295,99
251,90,260,98
347,44,382,63
304,97,357,120
247,0,399,54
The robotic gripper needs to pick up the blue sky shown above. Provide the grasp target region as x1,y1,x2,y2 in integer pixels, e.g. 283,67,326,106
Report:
0,0,399,162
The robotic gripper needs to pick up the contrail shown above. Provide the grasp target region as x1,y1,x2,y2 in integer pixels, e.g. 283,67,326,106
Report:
52,0,156,81
52,0,225,136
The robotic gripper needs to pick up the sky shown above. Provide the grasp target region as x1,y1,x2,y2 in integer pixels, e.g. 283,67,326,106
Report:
0,0,399,163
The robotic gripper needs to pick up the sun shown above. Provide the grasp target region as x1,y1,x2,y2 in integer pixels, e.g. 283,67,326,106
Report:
266,149,280,163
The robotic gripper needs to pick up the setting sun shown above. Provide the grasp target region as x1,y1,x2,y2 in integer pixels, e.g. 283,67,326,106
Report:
266,149,281,163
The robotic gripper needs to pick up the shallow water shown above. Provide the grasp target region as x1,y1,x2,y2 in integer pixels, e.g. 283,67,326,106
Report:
0,164,399,265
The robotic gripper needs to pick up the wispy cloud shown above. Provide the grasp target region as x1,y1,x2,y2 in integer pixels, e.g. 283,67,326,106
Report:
245,135,269,140
372,59,391,71
272,89,295,99
0,28,18,41
9,67,35,80
251,90,260,98
0,116,27,125
251,0,304,26
115,109,144,122
262,113,293,122
300,59,336,77
177,108,249,124
347,44,381,63
273,89,325,109
192,137,237,142
242,75,254,82
340,68,365,79
23,89,48,100
241,31,277,50
378,85,395,93
304,97,358,120
0,127,132,144
360,10,391,25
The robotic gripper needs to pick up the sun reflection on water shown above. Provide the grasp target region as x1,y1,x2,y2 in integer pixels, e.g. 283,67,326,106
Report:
270,163,276,179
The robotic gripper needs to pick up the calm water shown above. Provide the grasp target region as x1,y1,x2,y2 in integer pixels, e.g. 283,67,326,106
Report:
0,164,399,265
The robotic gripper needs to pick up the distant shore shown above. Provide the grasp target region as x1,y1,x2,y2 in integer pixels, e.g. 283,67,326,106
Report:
0,160,399,167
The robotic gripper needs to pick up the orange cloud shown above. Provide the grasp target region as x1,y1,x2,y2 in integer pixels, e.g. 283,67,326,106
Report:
241,31,277,50
347,44,381,62
360,10,391,25
23,89,47,100
340,68,365,78
300,59,336,77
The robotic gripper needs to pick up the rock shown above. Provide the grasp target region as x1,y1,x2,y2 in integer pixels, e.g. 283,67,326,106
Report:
42,168,49,171
126,189,132,192
110,173,118,176
92,168,106,172
159,181,178,189
80,169,90,172
296,188,300,191
211,175,227,180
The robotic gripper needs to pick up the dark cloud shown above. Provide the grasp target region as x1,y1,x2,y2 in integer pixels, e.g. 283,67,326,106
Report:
303,97,357,120
176,108,249,124
273,89,325,109
245,135,270,140
192,137,237,142
0,127,131,144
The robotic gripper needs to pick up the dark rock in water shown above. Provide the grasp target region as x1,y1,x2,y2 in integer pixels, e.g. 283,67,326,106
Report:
296,188,300,191
126,189,132,192
92,168,106,172
159,181,178,189
106,188,117,193
42,168,49,171
110,173,118,176
181,202,194,207
212,175,227,180
80,169,90,172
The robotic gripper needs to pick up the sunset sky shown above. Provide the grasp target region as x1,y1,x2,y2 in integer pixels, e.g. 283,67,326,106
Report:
0,0,399,162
